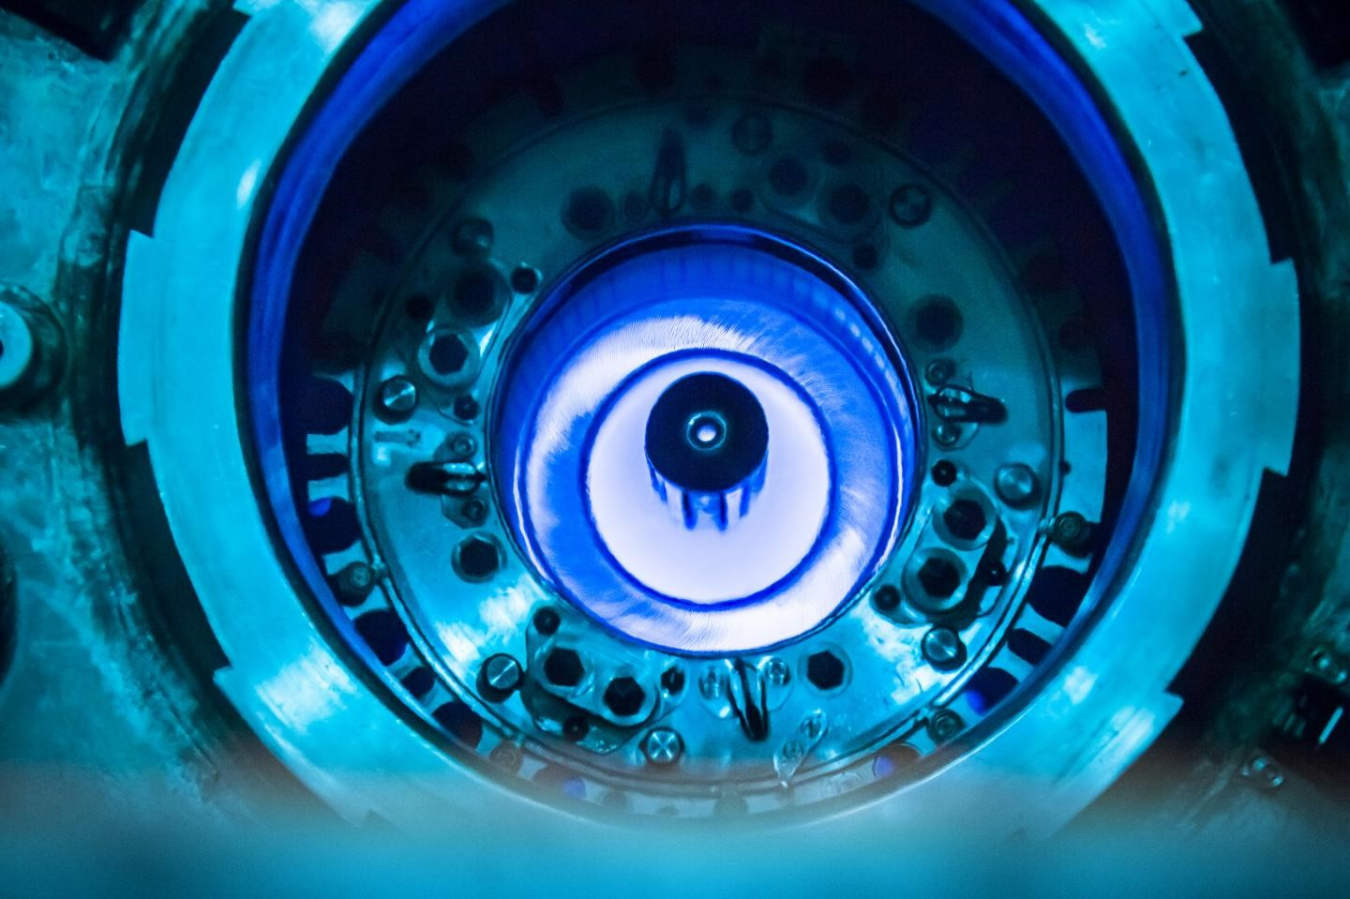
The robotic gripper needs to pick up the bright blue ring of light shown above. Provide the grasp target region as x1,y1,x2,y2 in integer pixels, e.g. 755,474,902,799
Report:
245,0,1169,694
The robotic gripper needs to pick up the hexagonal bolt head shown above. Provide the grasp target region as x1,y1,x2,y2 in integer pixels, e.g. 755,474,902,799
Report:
543,648,584,688
805,651,846,691
602,677,646,717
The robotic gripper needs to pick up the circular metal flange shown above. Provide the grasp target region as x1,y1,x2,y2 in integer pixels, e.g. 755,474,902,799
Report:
117,0,1297,833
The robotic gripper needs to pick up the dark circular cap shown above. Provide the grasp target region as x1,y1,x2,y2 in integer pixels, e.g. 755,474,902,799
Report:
645,373,769,493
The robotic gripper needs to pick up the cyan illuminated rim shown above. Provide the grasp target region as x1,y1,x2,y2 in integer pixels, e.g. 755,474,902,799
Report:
119,0,1297,831
493,225,918,654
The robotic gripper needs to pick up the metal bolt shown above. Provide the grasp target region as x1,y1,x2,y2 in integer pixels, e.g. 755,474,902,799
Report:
800,711,827,741
764,657,791,686
451,217,494,255
780,740,805,762
1050,512,1094,556
489,742,523,773
874,584,901,612
461,498,488,524
334,561,375,606
889,184,933,228
699,666,724,699
478,654,523,702
934,424,961,447
924,359,954,386
449,434,477,459
922,628,967,672
378,376,418,418
643,728,684,765
996,464,1041,508
928,709,963,743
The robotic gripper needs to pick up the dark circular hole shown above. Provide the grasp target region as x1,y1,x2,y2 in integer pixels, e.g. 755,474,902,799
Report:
428,333,469,375
806,651,846,690
942,499,987,542
563,716,590,742
918,557,962,599
433,701,482,746
874,584,901,612
354,609,409,666
453,394,480,422
544,648,584,687
603,677,646,717
454,534,501,581
827,183,871,225
931,460,958,486
301,378,354,435
660,667,685,694
914,296,964,349
401,667,435,697
768,157,809,197
533,607,560,635
565,186,615,237
510,266,540,294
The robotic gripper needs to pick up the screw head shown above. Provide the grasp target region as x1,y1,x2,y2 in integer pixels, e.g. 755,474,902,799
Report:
643,729,684,765
478,654,523,701
461,498,488,524
922,628,967,672
935,423,962,447
931,460,958,487
996,464,1041,508
800,711,827,740
928,709,963,743
924,359,955,386
334,562,375,606
764,657,791,686
889,184,933,228
698,667,723,699
377,376,418,418
1050,512,1094,556
874,584,901,612
449,434,477,459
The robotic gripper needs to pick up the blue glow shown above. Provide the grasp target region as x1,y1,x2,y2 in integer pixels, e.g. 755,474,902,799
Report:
495,227,916,655
247,0,1169,701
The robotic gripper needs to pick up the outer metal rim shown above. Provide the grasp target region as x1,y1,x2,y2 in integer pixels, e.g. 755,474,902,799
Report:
118,0,1298,831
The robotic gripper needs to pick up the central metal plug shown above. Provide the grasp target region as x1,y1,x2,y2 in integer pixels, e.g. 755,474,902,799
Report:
645,372,769,530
